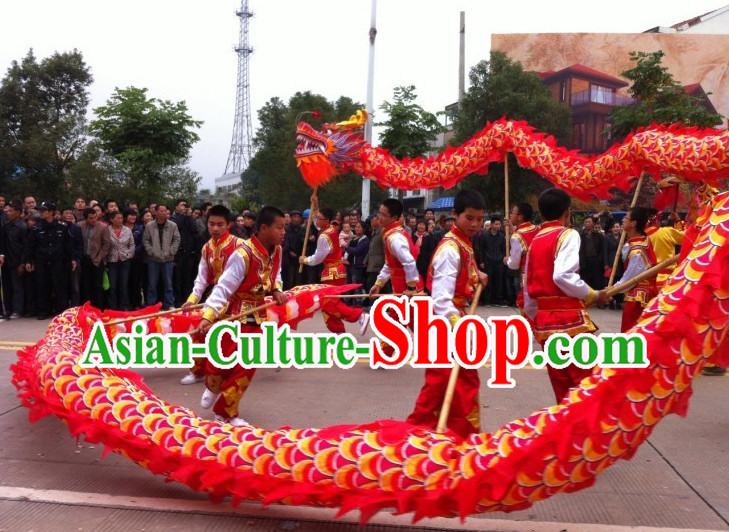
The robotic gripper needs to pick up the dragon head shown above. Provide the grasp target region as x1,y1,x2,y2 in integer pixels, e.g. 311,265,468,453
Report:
295,110,368,188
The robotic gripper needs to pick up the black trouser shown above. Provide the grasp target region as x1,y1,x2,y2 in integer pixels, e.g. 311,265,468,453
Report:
485,259,505,304
35,258,68,315
173,252,198,307
7,263,24,315
80,256,105,310
581,256,604,291
128,258,145,309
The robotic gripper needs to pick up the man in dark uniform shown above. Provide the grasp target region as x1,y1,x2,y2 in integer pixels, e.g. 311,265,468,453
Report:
24,201,78,319
285,209,304,289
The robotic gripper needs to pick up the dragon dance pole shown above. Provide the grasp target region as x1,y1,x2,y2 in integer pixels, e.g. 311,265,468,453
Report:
504,154,510,256
104,304,204,327
436,283,483,434
604,255,678,298
299,188,318,274
608,171,646,288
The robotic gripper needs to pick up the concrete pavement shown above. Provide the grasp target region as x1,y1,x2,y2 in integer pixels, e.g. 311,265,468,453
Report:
0,307,727,531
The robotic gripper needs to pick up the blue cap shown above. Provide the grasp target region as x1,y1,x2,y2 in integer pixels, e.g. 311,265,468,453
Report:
303,208,311,219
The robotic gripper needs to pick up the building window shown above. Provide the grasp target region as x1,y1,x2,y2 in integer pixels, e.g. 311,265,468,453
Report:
560,80,567,102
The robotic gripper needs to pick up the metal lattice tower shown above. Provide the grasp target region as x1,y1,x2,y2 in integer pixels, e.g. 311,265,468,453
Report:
224,1,254,176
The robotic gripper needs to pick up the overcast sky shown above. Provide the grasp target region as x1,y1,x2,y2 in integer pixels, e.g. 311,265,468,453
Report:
1,1,725,191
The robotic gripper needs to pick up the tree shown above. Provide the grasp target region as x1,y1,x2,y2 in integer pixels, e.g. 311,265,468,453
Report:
453,51,572,210
376,85,444,159
608,51,723,140
243,91,386,212
89,87,202,204
0,49,93,199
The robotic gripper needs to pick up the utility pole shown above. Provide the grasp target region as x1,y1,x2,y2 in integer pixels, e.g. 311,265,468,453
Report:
459,11,466,102
362,0,377,218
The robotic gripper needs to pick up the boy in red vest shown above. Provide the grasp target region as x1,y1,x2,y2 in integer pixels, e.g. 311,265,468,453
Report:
180,205,243,385
369,198,424,358
299,195,369,335
613,207,658,332
406,189,488,438
197,206,288,426
523,188,610,403
506,202,539,315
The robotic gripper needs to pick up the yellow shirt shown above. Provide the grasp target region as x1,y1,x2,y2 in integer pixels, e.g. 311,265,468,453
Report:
647,227,684,284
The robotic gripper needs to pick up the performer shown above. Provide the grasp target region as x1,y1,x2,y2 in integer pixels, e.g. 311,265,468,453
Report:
613,207,658,332
197,206,288,426
505,202,539,314
369,199,423,298
523,188,610,403
369,198,424,358
645,209,684,288
406,189,488,438
299,195,370,335
180,205,243,385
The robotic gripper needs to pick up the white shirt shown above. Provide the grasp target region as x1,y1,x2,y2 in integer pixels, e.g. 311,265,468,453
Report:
376,231,420,286
614,242,650,289
506,233,524,270
523,229,593,320
189,254,211,302
430,241,462,321
305,232,332,266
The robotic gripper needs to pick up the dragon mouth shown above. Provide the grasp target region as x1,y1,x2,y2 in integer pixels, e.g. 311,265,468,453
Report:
295,134,327,158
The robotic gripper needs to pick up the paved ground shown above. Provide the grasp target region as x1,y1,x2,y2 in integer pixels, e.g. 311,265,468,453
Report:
1,306,727,532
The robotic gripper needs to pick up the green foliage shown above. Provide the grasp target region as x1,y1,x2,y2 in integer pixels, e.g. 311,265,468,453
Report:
608,51,723,140
376,85,444,158
453,52,572,209
0,49,92,200
244,91,372,212
89,87,202,205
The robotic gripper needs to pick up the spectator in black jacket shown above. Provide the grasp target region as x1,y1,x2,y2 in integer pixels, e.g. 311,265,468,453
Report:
1,200,26,318
579,217,605,293
346,221,369,302
61,206,83,306
285,210,304,289
171,199,200,307
478,217,507,307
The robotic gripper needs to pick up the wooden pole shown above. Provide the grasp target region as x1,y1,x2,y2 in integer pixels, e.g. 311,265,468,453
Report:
608,172,646,288
190,300,280,336
299,188,318,273
504,154,511,256
104,304,204,327
604,255,678,299
436,284,483,433
323,291,425,300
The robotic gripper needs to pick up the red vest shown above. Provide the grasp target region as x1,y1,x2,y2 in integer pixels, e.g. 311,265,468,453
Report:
513,222,540,271
228,236,282,322
526,221,596,341
202,231,243,284
513,222,540,312
319,224,346,282
383,221,424,293
623,235,658,306
426,226,478,312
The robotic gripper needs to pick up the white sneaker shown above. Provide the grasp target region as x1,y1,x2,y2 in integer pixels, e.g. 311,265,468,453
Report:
228,416,250,427
214,414,249,427
358,312,370,335
200,389,220,409
180,374,205,385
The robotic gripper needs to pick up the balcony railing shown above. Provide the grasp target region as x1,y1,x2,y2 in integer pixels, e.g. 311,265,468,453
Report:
571,89,634,107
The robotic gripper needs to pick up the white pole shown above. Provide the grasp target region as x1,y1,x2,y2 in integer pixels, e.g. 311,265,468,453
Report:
362,0,377,219
459,11,465,101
